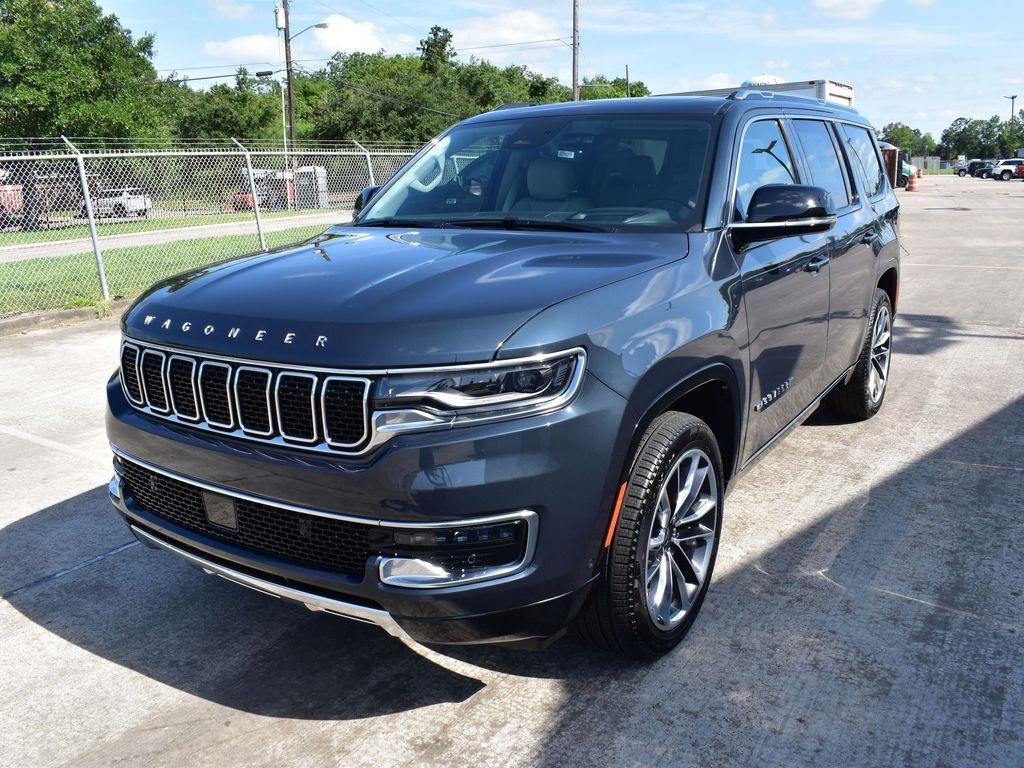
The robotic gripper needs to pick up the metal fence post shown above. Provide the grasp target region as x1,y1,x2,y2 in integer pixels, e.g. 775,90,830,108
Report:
352,140,376,187
61,135,109,301
232,138,268,251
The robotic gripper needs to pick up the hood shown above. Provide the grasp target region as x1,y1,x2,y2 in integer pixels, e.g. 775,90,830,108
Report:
124,226,689,367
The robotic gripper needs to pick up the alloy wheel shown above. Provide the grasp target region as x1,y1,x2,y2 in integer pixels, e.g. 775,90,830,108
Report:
644,448,718,630
869,305,892,403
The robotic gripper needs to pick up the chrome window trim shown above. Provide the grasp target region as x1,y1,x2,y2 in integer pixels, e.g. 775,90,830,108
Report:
321,376,372,448
725,112,884,228
729,217,837,230
119,342,144,406
167,354,200,421
233,365,274,437
139,349,170,414
274,371,319,444
198,360,234,430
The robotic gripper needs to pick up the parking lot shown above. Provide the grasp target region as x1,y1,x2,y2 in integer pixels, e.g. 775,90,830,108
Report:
1,174,1021,767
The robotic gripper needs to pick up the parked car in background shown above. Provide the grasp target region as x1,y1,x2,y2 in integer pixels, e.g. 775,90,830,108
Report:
990,158,1024,181
1017,163,1024,180
88,187,152,218
971,161,996,179
957,160,986,177
107,93,900,659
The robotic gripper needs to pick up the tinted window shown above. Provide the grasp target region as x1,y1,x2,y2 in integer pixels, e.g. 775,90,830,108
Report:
793,120,850,209
841,124,886,197
735,119,799,220
362,115,714,233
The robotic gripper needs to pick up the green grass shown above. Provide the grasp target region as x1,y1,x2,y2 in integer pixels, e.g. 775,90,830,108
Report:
0,223,328,316
0,207,351,247
923,168,954,175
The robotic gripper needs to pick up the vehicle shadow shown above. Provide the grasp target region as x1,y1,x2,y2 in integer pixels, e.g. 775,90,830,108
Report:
0,487,484,722
2,396,1021,765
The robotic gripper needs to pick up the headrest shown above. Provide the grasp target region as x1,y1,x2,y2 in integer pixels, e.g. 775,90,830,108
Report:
527,158,576,201
625,155,656,184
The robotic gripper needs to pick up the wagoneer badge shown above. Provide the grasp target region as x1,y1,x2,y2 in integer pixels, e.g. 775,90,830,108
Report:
141,314,328,348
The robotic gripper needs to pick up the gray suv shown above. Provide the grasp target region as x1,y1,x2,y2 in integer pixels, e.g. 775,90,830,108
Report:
107,92,900,658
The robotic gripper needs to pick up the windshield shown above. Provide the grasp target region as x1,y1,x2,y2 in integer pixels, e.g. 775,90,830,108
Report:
358,113,715,233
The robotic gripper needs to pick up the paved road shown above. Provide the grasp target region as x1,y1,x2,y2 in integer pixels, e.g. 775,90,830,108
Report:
0,210,351,263
1,175,1022,768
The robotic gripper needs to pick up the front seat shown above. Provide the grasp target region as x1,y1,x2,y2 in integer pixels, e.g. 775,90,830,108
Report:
511,158,592,217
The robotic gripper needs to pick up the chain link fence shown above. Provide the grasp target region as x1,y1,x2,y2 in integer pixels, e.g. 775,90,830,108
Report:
0,139,418,318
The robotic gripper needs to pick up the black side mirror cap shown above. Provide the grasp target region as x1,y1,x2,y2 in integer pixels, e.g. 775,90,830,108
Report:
730,184,836,249
354,185,382,216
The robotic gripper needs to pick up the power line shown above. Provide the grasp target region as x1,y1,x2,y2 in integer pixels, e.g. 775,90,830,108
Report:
307,0,420,34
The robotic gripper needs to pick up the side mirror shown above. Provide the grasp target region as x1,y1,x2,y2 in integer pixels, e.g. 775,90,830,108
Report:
730,184,836,249
354,185,382,215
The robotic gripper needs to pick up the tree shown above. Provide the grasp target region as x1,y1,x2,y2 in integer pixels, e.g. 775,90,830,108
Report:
879,122,936,157
0,0,166,138
171,70,280,140
418,26,456,75
579,75,651,100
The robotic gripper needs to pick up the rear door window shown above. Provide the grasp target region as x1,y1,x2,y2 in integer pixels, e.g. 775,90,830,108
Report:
841,124,886,197
792,120,851,209
734,119,799,220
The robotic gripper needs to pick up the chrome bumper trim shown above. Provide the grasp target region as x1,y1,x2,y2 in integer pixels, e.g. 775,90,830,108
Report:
128,524,410,641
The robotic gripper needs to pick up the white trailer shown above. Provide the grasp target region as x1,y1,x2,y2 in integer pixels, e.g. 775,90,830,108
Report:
662,78,855,107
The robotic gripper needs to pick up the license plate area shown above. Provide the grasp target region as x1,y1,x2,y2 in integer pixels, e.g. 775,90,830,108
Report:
202,491,238,530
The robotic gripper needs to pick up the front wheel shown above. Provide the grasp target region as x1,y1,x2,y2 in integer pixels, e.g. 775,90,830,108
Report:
1001,171,1013,181
575,412,724,659
826,288,893,420
898,175,909,188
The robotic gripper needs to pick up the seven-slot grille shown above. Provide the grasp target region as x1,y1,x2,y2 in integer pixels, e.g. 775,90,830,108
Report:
119,458,371,577
120,341,370,453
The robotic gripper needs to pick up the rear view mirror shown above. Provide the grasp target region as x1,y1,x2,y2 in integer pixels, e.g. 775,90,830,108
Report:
354,185,382,215
730,184,836,249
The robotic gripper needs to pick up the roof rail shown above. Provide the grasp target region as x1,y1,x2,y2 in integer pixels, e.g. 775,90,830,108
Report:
492,102,540,111
728,89,829,107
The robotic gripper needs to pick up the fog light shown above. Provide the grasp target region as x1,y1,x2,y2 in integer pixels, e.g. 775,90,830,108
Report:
373,512,537,588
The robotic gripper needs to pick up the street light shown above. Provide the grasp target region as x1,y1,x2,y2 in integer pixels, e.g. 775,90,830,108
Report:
256,70,289,153
1006,95,1018,122
278,0,329,148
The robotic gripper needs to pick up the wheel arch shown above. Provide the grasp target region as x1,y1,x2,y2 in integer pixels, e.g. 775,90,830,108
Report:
878,264,899,314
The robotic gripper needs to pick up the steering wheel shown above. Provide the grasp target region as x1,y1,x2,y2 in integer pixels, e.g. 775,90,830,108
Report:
409,154,445,193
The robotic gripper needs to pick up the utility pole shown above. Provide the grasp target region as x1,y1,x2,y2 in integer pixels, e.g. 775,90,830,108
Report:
572,0,580,101
625,65,630,98
282,0,297,149
1006,95,1018,121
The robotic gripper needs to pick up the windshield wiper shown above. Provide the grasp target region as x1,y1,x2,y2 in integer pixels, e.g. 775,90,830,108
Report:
439,217,607,233
353,218,444,229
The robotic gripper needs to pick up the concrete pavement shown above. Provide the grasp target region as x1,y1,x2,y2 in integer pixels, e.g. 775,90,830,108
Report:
0,174,1021,767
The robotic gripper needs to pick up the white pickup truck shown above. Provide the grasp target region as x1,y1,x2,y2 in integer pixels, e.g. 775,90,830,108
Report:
87,187,152,218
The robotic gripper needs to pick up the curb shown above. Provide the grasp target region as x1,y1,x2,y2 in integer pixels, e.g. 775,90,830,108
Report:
0,301,131,338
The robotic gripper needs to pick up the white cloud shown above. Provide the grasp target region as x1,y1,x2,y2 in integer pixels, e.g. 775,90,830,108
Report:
811,0,887,21
906,0,936,5
454,10,567,67
206,0,253,21
696,73,735,90
312,14,414,56
202,34,279,65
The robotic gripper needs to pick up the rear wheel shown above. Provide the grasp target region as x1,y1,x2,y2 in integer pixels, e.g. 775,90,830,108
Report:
575,412,724,659
827,288,893,421
898,175,909,188
958,169,967,177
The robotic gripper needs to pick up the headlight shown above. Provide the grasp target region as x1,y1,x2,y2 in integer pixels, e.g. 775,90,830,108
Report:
374,348,586,425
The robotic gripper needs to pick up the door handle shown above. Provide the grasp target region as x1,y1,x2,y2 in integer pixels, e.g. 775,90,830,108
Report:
805,255,830,273
861,231,879,245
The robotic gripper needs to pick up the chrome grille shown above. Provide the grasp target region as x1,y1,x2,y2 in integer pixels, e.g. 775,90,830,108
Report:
120,340,371,455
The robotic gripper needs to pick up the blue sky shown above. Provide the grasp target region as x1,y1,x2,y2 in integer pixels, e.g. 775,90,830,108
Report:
101,0,1023,137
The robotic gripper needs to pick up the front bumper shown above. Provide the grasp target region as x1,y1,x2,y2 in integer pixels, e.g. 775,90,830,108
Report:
106,370,633,646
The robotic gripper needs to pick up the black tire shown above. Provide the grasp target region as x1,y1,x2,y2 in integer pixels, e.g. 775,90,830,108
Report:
575,411,724,659
827,288,893,421
1001,171,1013,181
958,169,967,177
